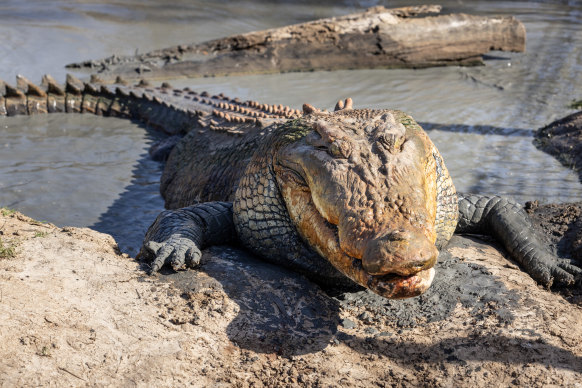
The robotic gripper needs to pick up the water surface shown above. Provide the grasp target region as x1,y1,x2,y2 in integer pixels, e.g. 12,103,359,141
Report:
0,0,580,254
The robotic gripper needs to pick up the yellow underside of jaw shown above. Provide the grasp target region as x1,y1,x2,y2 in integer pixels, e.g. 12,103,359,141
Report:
282,183,436,298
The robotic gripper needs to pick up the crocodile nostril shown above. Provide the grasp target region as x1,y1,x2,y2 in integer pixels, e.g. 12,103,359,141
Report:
362,230,438,276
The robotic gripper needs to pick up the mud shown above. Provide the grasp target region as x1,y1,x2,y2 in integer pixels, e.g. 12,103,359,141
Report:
335,236,522,328
534,110,582,184
1,209,581,386
527,200,582,265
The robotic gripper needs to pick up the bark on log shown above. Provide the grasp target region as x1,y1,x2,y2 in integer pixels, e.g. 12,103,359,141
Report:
68,5,526,82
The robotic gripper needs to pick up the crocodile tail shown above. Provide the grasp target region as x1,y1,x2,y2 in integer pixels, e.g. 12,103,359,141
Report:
0,75,302,136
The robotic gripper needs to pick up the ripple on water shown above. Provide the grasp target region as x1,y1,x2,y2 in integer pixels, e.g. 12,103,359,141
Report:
0,114,166,255
0,0,581,254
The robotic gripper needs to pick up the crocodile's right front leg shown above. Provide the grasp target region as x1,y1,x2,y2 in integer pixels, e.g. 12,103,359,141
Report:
139,202,235,273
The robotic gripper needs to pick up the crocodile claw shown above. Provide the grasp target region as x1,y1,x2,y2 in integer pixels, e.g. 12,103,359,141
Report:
139,203,234,275
142,236,202,274
553,258,582,286
527,255,581,288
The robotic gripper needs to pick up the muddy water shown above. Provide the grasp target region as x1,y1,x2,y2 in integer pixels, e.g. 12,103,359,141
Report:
0,1,581,254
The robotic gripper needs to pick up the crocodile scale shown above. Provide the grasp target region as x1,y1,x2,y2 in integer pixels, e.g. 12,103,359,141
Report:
1,75,580,298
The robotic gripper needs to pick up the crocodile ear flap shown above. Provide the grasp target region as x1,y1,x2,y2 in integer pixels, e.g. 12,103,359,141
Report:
313,120,343,143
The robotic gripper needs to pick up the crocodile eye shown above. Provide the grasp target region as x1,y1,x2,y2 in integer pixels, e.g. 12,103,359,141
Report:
329,139,352,159
279,167,308,188
378,134,405,154
305,132,328,152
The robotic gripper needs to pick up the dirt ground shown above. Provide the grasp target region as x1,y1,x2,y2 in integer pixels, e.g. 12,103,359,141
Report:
0,209,581,387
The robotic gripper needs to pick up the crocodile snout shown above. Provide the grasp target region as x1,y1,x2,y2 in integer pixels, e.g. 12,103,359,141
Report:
362,230,438,276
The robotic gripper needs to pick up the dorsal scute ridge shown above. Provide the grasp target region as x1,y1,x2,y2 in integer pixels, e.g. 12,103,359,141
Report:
42,75,65,96
0,75,301,132
65,74,84,95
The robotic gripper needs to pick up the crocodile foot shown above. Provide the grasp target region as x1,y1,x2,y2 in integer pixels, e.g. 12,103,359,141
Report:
141,237,202,274
138,202,236,274
520,254,582,288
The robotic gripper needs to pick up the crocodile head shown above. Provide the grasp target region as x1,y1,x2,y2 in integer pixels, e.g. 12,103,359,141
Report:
274,105,440,298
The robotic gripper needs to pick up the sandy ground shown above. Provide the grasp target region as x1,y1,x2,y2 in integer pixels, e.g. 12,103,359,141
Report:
0,210,581,387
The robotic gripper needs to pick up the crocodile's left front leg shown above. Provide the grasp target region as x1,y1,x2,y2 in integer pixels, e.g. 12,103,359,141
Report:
138,202,235,273
456,194,582,287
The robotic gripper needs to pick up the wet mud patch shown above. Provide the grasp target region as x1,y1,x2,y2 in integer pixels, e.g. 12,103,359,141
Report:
157,246,341,356
160,235,532,353
336,236,521,329
535,110,582,183
526,200,582,262
526,200,582,303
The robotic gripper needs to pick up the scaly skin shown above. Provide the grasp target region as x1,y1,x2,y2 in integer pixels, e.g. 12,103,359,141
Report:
1,75,579,297
142,103,581,298
0,74,299,136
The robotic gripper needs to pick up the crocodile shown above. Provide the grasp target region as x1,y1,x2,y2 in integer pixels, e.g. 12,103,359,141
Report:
1,74,580,298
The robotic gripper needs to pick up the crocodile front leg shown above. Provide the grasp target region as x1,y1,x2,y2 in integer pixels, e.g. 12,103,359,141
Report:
456,194,581,287
139,202,235,273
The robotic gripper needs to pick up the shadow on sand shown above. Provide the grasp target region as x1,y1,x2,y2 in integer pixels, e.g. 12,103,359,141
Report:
90,124,167,256
157,238,581,373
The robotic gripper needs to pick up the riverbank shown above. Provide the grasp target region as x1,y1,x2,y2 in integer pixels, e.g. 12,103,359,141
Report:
1,209,581,386
535,110,582,184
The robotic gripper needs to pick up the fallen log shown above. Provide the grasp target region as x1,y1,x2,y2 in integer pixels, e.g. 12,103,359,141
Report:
68,5,526,82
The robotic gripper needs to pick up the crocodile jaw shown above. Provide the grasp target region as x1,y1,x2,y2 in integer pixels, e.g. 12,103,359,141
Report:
369,267,435,299
274,109,440,298
275,168,437,298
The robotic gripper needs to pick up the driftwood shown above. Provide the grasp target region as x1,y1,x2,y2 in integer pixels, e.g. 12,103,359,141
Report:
68,5,526,82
